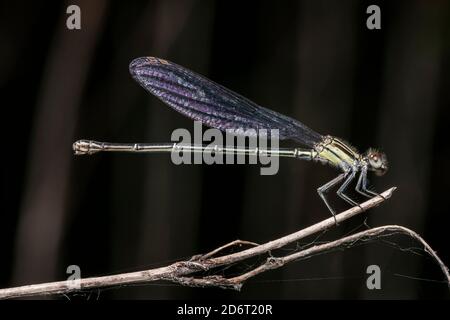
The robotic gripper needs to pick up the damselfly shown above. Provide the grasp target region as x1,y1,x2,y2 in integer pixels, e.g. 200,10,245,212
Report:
73,56,388,217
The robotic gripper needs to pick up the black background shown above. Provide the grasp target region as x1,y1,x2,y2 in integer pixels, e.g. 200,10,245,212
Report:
1,0,449,299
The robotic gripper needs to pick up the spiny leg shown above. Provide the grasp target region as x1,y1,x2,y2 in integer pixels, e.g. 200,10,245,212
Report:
317,173,346,224
355,167,374,198
336,170,360,207
361,169,386,200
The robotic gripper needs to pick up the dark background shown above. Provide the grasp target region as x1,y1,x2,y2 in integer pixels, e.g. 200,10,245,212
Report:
1,0,449,299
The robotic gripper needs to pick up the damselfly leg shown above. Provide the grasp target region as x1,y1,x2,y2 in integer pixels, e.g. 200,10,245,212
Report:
336,170,359,208
318,169,369,223
355,167,376,198
317,173,345,223
357,168,386,200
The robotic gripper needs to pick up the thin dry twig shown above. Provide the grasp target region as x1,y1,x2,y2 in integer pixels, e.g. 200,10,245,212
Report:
1,187,447,299
227,225,450,287
195,240,260,260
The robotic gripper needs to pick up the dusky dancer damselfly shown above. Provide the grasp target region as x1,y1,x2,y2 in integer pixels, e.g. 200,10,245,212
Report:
73,57,388,217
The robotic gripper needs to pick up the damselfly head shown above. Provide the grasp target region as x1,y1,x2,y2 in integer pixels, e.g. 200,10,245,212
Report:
365,148,388,176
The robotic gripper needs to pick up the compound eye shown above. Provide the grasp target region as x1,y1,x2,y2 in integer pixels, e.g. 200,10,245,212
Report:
369,154,381,168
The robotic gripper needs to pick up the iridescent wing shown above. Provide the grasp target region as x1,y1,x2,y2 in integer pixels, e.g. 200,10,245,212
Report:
129,56,323,148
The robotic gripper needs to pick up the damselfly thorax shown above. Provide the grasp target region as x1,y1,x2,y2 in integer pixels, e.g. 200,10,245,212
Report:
312,136,362,170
